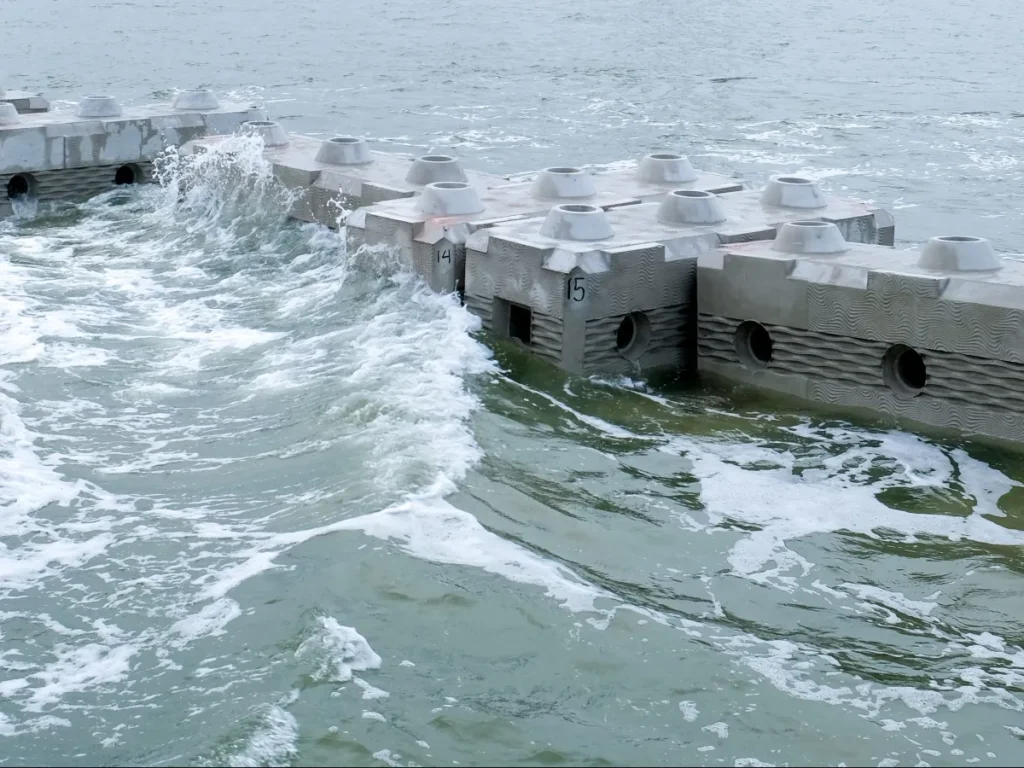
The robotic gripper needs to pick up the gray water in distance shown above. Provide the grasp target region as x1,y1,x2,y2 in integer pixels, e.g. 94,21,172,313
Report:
2,0,1024,766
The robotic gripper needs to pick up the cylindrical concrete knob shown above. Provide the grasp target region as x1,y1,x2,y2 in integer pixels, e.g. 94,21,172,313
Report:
637,153,698,184
771,220,848,254
539,203,614,241
761,175,828,209
529,167,597,200
917,235,1001,272
315,136,373,165
0,87,7,100
0,103,19,126
241,120,289,147
405,154,468,186
173,89,221,111
76,95,122,118
657,189,727,225
418,181,485,216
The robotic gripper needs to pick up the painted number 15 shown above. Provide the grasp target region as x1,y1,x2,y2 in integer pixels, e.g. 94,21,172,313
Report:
565,276,585,302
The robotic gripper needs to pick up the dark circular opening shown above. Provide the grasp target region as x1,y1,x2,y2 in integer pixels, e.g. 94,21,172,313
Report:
558,204,600,213
734,321,773,369
329,136,361,144
546,166,582,174
615,312,651,360
431,181,470,190
7,174,31,200
670,189,713,199
777,176,812,184
649,153,683,160
789,220,830,227
936,236,981,243
881,344,927,396
114,165,137,186
420,154,454,162
244,120,275,127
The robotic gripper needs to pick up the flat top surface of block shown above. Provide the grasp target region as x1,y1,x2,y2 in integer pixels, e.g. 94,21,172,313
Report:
499,165,743,202
0,101,260,134
715,238,1024,287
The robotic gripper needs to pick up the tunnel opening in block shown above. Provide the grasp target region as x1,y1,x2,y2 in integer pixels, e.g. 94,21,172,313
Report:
735,321,773,370
6,173,35,200
508,303,532,345
616,312,652,361
114,164,141,186
882,344,926,396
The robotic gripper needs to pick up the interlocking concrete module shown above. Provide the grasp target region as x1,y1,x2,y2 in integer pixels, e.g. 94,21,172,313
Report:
1,89,265,217
698,222,1024,443
461,178,892,376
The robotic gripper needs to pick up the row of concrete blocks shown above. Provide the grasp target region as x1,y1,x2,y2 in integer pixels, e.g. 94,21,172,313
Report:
182,123,1024,445
0,88,266,217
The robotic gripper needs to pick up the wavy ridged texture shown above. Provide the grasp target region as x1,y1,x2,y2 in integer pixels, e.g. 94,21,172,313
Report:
698,312,1024,441
806,282,1024,364
584,304,690,375
1,162,153,204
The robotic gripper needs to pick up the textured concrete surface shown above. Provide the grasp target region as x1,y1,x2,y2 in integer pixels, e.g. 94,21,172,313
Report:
0,90,51,114
1,98,265,213
464,203,722,376
697,225,1024,443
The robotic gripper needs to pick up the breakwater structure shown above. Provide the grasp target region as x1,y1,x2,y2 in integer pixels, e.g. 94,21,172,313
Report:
0,87,265,218
5,100,1022,445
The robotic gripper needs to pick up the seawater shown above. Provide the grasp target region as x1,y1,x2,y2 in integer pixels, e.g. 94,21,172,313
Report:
2,0,1024,766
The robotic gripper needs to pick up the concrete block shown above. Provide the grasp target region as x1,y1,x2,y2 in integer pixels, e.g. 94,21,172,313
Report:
497,152,744,204
182,129,509,229
697,224,1024,443
349,173,890,297
1,93,265,213
463,202,724,376
0,89,51,114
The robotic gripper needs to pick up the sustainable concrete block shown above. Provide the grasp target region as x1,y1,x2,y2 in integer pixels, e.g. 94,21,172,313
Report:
0,89,51,114
463,202,724,376
498,152,744,204
1,93,266,216
697,224,1024,443
182,130,509,228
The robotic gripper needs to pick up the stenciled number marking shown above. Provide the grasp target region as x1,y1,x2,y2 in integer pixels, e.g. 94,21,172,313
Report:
565,276,585,302
435,248,452,264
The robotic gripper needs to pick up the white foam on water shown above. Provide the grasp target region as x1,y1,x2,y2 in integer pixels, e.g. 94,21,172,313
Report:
295,617,382,684
678,700,700,722
225,705,298,768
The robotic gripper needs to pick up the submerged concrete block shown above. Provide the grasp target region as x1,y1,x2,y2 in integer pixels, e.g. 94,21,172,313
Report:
463,203,723,376
0,89,51,114
697,225,1024,443
0,93,265,215
182,130,509,228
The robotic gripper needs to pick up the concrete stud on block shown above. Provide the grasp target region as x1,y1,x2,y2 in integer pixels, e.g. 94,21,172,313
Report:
637,153,699,185
0,103,19,126
0,86,6,99
418,181,485,216
760,175,828,209
771,220,849,255
538,203,615,241
173,89,221,111
241,120,289,147
529,167,598,200
405,154,468,186
75,95,122,118
917,235,1001,272
657,189,727,226
314,136,373,166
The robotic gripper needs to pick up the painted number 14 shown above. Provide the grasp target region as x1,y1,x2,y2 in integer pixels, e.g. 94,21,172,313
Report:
436,248,452,263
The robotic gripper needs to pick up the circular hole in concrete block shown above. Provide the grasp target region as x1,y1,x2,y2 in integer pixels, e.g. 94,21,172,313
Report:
114,164,141,186
546,166,583,174
615,312,652,360
421,154,455,162
734,321,773,370
329,137,362,144
650,153,683,160
245,120,275,127
6,173,35,200
670,189,714,199
882,344,926,397
776,176,812,184
936,235,982,243
432,181,471,190
787,220,831,227
557,203,601,214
